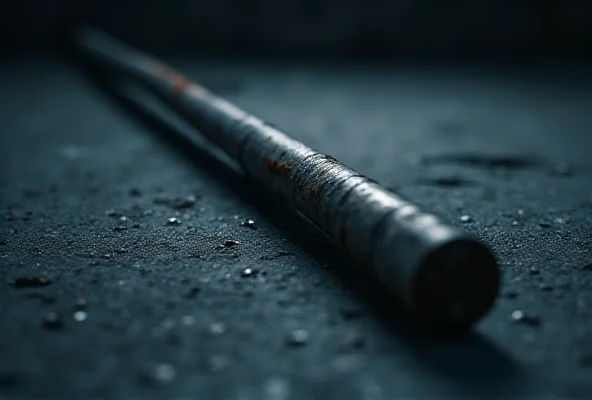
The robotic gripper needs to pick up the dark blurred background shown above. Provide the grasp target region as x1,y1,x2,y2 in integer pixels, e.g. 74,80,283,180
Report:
2,0,592,59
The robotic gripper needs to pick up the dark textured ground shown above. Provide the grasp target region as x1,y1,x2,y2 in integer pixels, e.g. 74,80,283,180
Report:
1,58,591,399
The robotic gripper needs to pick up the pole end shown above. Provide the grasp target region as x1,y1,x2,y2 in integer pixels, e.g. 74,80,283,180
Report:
412,238,500,330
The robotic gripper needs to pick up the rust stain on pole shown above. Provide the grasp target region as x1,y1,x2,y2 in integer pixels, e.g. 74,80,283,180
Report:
266,157,293,179
152,63,193,93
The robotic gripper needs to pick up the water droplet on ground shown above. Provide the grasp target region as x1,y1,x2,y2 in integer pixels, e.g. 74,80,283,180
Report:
286,329,309,346
511,310,541,326
240,219,257,229
43,312,64,329
459,215,472,223
73,311,87,322
241,268,257,277
11,276,52,288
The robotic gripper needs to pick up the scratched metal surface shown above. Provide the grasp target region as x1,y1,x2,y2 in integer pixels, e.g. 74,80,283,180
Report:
0,58,592,399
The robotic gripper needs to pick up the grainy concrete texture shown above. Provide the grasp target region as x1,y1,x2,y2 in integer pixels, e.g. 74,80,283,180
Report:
1,58,591,399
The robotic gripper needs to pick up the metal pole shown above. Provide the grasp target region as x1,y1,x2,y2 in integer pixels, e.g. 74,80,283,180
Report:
75,28,500,329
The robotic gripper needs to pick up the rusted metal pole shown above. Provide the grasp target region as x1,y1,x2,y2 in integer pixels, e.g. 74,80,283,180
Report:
75,28,500,329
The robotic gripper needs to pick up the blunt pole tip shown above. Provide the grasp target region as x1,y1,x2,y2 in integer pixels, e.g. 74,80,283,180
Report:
412,238,500,330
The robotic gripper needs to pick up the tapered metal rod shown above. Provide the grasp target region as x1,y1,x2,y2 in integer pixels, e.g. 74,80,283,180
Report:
75,27,500,329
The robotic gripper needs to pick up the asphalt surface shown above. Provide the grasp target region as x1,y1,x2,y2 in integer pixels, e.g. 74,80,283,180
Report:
1,57,591,399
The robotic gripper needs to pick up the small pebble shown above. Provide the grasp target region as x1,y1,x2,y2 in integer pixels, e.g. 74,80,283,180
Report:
73,311,87,322
112,226,127,232
0,239,7,245
105,210,121,217
166,217,181,226
129,188,142,197
216,240,239,250
286,329,309,346
170,195,197,210
119,216,128,222
11,276,52,288
511,310,541,327
75,298,88,309
43,312,64,329
240,219,257,229
459,215,472,223
538,222,551,228
181,315,195,325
